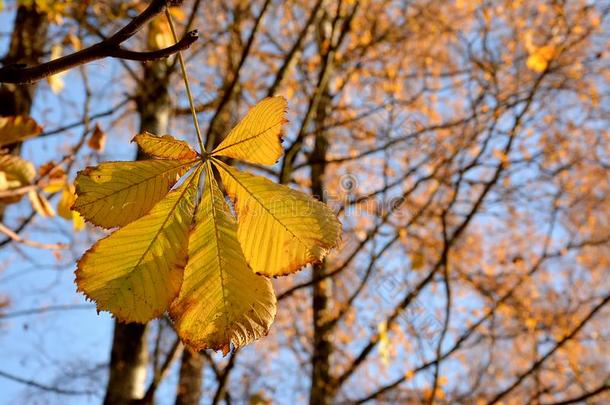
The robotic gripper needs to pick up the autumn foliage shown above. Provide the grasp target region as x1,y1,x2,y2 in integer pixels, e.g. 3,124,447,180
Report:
0,0,608,404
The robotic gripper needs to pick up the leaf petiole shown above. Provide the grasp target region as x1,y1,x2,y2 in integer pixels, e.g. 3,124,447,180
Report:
165,7,206,155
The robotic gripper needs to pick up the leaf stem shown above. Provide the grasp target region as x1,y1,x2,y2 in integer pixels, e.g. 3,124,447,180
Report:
165,8,206,154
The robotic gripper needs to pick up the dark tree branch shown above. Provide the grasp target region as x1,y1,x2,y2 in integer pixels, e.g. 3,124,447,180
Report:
541,381,610,405
0,0,197,84
487,294,610,404
106,30,198,62
0,369,95,396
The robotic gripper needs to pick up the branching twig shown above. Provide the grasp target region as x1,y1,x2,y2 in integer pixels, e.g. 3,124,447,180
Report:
0,369,95,396
0,0,197,84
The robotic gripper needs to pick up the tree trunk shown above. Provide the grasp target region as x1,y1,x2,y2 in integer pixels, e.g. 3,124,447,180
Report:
0,4,48,117
308,114,333,405
104,58,171,405
175,350,205,405
309,74,333,405
0,4,49,218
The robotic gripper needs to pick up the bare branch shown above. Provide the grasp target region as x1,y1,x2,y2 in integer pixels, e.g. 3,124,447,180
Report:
0,0,197,84
0,369,95,396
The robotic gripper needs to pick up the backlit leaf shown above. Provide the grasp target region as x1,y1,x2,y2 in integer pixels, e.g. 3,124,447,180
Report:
214,160,342,276
0,154,36,203
58,183,85,232
75,169,201,323
28,190,55,217
73,159,197,228
526,44,556,73
47,43,65,93
73,99,341,352
133,132,198,160
0,116,43,147
88,123,107,152
211,97,287,165
171,163,276,354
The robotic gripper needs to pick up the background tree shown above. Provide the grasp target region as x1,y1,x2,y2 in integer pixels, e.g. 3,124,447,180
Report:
0,0,608,404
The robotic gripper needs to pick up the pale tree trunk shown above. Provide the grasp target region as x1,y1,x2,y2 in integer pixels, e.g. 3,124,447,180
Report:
103,58,171,405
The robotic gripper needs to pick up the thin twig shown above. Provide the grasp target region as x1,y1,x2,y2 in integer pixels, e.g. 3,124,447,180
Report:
0,304,94,319
0,370,95,396
0,0,197,84
165,8,206,154
0,222,67,250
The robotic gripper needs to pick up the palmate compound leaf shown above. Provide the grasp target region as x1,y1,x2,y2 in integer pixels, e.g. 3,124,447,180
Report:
211,96,287,165
133,132,199,160
75,167,201,323
74,99,341,353
170,162,276,354
0,115,43,147
73,158,197,228
213,159,342,277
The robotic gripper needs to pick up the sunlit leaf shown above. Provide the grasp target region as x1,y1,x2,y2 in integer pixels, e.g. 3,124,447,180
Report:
57,183,84,231
133,132,198,160
47,43,65,94
0,115,43,147
28,189,55,217
75,169,201,322
378,321,390,367
0,153,36,203
73,99,341,352
211,97,287,165
40,162,67,193
214,160,342,276
171,163,276,354
73,159,197,228
526,44,556,73
57,184,76,219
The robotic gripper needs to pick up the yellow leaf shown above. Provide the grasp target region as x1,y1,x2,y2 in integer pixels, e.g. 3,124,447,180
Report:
214,160,342,276
0,115,43,147
75,169,201,322
63,32,81,51
0,172,9,191
147,7,184,49
88,123,107,152
211,97,288,165
40,162,67,193
73,158,197,228
0,154,36,203
42,181,64,194
526,44,556,73
72,211,85,232
57,184,76,219
133,132,198,160
28,190,55,217
47,43,65,94
378,321,390,367
170,163,276,354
